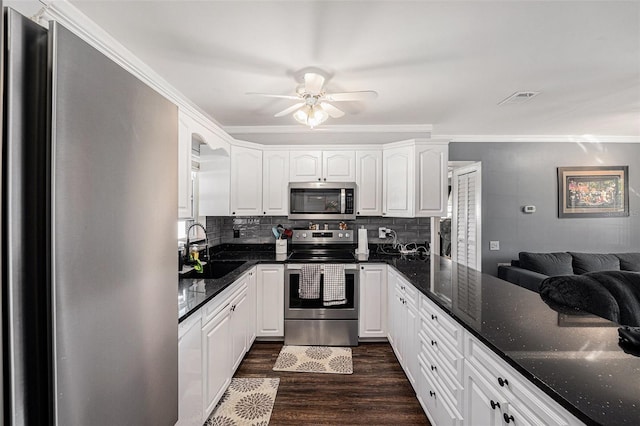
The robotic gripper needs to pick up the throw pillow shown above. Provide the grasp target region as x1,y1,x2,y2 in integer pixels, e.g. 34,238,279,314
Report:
614,253,640,272
569,252,620,275
519,252,573,276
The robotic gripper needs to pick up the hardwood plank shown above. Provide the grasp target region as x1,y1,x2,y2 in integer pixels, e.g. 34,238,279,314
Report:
234,342,431,425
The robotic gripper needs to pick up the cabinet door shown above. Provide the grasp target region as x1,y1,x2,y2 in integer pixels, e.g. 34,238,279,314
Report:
463,361,504,426
322,150,355,182
416,144,448,217
392,288,406,364
256,265,285,337
262,151,289,215
202,306,231,417
178,313,202,426
246,269,257,347
355,150,382,216
230,146,263,215
358,264,387,339
230,287,248,372
290,151,322,182
405,301,419,388
178,113,193,219
386,268,398,346
383,146,414,217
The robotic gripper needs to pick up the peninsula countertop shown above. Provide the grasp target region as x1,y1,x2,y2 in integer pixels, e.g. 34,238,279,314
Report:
178,244,640,425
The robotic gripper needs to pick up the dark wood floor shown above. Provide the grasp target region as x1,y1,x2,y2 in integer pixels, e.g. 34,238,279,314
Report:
234,342,430,425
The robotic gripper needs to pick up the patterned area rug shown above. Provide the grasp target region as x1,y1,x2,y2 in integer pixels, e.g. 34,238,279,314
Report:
205,377,279,426
272,345,353,374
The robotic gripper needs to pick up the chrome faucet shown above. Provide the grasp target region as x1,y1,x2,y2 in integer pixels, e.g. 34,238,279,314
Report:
185,222,209,264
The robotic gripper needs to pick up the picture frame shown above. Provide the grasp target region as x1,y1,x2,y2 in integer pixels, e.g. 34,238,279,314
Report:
557,166,629,218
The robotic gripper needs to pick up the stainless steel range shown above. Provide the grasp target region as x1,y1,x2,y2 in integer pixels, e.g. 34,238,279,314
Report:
284,230,359,346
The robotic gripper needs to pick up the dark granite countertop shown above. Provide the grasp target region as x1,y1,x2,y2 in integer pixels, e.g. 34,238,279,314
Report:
178,244,640,425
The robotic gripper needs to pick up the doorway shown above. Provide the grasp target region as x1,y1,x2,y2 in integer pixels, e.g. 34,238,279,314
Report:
451,162,482,271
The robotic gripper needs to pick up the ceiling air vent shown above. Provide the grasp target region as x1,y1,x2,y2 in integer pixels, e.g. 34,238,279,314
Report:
498,91,540,105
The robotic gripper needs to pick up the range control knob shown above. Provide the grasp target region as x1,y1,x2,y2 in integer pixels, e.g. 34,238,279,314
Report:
302,233,307,238
345,232,350,238
338,233,344,238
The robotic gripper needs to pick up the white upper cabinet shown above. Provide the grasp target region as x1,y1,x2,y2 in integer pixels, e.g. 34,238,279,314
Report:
416,144,448,216
230,145,263,216
289,151,322,182
178,112,193,219
290,150,355,182
262,151,289,216
356,150,383,216
322,150,356,182
383,145,415,217
382,140,449,217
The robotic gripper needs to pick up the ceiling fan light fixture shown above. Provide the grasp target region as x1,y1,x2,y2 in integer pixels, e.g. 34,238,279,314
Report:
293,105,328,128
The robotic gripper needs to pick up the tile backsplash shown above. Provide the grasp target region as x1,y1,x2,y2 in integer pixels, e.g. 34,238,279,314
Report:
205,216,430,247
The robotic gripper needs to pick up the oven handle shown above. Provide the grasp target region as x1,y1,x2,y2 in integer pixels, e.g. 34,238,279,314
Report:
285,264,358,271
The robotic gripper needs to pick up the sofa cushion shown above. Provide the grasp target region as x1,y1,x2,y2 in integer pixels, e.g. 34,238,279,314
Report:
615,253,640,272
569,252,620,275
518,252,573,276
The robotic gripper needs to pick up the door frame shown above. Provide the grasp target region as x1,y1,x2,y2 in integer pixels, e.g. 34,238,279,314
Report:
451,162,482,270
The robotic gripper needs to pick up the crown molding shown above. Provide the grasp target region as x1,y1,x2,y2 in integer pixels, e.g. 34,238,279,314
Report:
437,134,640,143
224,124,434,135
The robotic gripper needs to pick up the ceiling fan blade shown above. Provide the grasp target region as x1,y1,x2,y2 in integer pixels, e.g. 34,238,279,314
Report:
304,72,325,94
274,102,305,117
324,91,378,102
319,102,345,118
246,92,300,100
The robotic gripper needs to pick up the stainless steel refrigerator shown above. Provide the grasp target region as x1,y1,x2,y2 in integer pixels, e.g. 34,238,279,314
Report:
2,8,178,425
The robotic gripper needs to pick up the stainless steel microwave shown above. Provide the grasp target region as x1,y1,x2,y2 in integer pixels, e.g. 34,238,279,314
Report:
288,182,356,220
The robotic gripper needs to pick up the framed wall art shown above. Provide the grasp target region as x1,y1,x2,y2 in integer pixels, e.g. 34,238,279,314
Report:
557,166,629,218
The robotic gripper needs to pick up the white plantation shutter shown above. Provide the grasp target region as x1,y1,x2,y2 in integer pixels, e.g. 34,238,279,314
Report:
452,164,481,271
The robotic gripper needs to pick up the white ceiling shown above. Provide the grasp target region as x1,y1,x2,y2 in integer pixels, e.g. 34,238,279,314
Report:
65,1,640,144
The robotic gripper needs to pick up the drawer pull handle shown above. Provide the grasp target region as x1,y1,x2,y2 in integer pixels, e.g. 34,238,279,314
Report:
431,365,437,371
429,391,436,398
498,377,509,387
490,400,500,410
431,340,437,346
503,413,515,423
431,314,437,320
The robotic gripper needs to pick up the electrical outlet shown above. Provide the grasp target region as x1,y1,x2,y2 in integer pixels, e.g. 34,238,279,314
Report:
378,227,387,239
489,241,500,251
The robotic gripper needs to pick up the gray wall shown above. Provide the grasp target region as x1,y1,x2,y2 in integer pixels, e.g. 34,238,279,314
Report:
449,142,640,275
206,216,430,247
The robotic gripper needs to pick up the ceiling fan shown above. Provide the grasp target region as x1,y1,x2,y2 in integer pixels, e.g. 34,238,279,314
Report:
248,71,377,128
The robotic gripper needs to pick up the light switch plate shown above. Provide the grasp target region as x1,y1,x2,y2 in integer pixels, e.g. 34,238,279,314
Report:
489,241,500,250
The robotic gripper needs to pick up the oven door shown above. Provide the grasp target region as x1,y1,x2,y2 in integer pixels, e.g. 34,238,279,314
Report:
284,264,359,320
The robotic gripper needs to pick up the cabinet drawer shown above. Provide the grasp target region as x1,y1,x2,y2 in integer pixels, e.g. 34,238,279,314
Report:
418,349,463,412
465,333,578,426
202,281,243,326
418,357,463,426
397,278,417,307
420,294,463,353
419,330,463,396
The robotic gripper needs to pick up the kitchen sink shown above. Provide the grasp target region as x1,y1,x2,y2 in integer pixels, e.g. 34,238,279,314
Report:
180,260,247,279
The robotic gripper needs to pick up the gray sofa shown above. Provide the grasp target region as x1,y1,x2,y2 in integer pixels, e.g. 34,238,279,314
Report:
497,251,640,293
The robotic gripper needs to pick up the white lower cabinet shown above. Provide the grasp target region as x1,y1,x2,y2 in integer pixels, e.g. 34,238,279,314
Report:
256,264,284,337
202,301,232,417
358,264,387,339
387,268,418,388
384,266,584,426
177,311,202,426
178,267,258,423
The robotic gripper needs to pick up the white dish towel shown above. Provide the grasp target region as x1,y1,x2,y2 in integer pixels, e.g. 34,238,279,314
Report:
299,264,321,299
323,264,346,306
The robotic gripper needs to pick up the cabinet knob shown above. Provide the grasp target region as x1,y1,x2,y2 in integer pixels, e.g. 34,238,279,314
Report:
357,211,360,215
263,211,266,215
429,391,436,398
323,178,326,181
431,340,437,347
498,377,509,387
382,212,386,215
431,365,437,372
318,178,321,181
431,314,437,321
490,400,500,410
232,211,236,215
361,266,364,270
503,414,515,424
